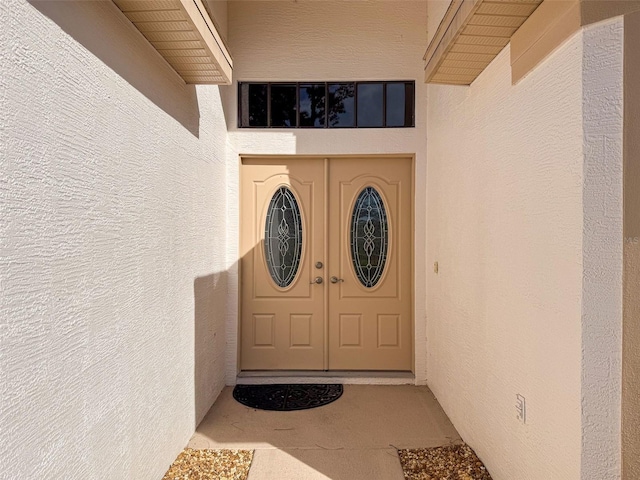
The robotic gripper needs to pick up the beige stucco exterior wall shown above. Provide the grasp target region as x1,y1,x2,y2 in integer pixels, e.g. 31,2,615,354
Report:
204,0,228,42
580,19,624,480
426,18,624,480
1,1,231,478
223,0,429,383
427,0,452,45
623,10,640,480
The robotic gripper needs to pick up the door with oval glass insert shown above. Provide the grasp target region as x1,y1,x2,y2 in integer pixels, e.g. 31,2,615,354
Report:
328,157,412,370
240,157,412,371
240,158,325,370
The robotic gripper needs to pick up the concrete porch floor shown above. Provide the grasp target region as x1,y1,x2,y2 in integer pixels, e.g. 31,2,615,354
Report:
188,385,462,479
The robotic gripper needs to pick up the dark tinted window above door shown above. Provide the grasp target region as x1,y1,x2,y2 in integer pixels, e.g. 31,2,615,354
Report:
328,83,355,127
299,84,326,127
270,84,297,127
386,82,413,128
356,83,384,128
239,83,268,127
239,81,414,128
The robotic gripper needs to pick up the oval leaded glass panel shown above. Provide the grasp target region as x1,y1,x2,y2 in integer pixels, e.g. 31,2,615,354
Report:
350,186,388,288
264,187,303,288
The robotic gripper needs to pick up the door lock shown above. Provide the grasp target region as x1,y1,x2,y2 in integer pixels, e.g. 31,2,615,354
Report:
330,276,344,284
315,261,323,269
311,276,323,284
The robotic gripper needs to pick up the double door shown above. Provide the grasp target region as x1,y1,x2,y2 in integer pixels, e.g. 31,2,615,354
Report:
240,156,412,371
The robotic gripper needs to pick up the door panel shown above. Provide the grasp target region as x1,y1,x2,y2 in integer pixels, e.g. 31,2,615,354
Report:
328,158,412,370
240,156,412,371
241,159,325,370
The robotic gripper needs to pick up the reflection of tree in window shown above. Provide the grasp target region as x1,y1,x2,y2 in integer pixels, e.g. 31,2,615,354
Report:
239,81,414,128
328,83,355,127
300,84,326,127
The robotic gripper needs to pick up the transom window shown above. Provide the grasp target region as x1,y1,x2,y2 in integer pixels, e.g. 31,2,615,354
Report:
239,81,415,128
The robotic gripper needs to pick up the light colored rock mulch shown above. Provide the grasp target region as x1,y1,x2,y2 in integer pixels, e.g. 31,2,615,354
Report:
162,448,253,480
398,444,493,480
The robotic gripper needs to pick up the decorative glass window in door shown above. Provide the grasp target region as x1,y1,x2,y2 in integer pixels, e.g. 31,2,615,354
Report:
264,187,303,287
350,187,389,288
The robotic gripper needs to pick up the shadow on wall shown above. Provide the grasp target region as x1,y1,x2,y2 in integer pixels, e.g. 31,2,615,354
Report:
192,238,430,480
29,0,201,137
194,270,231,427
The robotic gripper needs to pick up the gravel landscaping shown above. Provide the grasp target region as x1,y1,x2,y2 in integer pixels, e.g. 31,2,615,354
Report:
162,448,253,480
398,444,493,480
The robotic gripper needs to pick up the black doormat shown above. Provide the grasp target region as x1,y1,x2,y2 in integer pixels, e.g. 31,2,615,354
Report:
232,384,343,411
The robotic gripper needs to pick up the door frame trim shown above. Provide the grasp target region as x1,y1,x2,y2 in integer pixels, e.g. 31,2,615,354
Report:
238,153,416,375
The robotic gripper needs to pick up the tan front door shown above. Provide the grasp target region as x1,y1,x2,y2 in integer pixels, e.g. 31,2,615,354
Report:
240,156,413,371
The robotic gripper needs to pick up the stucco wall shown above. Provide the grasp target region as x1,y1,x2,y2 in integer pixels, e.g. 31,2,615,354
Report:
427,0,451,45
1,1,230,478
204,0,228,41
580,19,624,480
224,0,429,383
623,10,640,480
426,19,623,480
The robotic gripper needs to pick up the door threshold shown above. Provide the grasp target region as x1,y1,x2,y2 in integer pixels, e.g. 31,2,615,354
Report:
236,371,415,385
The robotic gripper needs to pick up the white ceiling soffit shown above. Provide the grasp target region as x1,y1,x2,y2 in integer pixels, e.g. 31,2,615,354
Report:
424,0,543,85
113,0,232,85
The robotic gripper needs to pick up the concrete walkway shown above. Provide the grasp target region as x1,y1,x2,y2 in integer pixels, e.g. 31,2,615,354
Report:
189,385,461,480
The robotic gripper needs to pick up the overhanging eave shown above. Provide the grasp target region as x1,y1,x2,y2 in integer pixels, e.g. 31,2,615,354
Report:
424,0,542,86
113,0,233,85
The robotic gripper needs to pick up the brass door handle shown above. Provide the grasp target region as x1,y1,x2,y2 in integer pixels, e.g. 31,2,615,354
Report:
330,276,344,284
311,276,323,284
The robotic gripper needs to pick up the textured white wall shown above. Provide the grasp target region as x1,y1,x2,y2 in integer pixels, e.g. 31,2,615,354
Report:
224,0,429,383
426,19,623,480
580,18,624,480
1,1,230,478
623,11,640,480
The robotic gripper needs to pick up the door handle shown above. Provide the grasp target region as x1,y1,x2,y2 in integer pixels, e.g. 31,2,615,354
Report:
330,276,344,284
311,276,323,284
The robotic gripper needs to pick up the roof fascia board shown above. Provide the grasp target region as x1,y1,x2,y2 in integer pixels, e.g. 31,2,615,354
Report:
511,0,640,84
178,0,232,83
113,0,232,85
424,0,640,87
424,0,484,83
510,0,580,84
